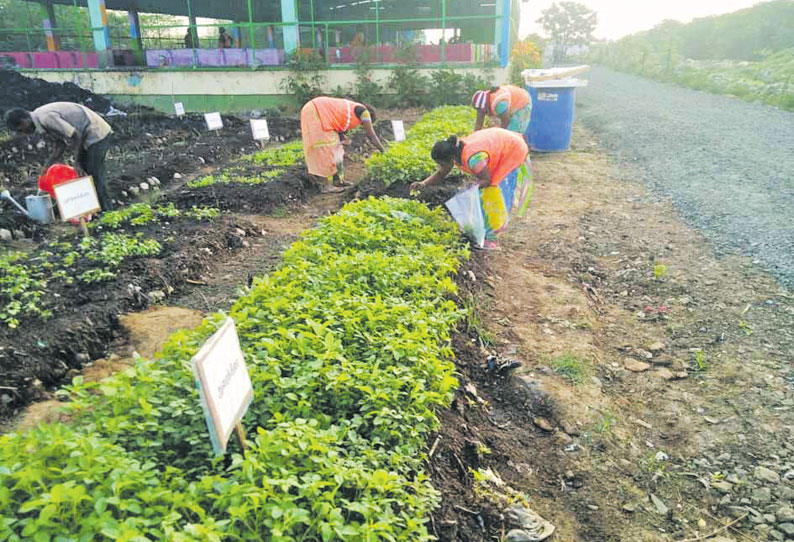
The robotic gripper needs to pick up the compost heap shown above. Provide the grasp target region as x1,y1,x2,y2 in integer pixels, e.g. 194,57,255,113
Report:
0,69,112,116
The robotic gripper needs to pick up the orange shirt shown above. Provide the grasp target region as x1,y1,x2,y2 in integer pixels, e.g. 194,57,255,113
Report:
311,97,364,133
459,128,529,186
490,85,530,118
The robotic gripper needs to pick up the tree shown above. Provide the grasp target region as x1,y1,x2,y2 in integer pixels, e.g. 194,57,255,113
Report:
537,1,597,65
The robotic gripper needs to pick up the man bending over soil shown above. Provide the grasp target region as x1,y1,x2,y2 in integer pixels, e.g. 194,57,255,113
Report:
5,102,114,211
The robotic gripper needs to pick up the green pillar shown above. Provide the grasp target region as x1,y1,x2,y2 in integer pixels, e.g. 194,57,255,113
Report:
281,0,299,54
87,0,112,67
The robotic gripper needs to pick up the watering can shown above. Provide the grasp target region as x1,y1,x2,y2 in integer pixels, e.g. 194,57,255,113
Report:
25,194,55,224
38,163,79,197
1,190,55,225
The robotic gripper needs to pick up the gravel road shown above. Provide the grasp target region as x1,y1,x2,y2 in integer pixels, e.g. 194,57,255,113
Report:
576,67,794,288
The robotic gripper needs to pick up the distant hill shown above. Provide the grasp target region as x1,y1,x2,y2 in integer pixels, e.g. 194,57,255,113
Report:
611,0,794,61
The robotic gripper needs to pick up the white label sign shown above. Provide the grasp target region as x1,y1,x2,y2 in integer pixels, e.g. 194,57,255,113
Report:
204,112,223,131
391,119,406,142
192,318,253,454
250,119,270,141
537,92,559,102
174,102,185,117
53,176,100,220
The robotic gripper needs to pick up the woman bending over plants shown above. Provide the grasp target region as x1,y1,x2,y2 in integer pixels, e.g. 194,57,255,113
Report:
411,127,533,250
472,85,532,143
300,96,385,192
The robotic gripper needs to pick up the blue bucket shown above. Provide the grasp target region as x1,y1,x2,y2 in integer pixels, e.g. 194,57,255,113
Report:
526,85,577,152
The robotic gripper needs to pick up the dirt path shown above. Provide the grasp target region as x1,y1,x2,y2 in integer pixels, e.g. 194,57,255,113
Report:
576,67,794,289
432,126,794,542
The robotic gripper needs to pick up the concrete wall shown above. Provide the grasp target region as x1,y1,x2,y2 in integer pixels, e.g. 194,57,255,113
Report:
27,67,508,113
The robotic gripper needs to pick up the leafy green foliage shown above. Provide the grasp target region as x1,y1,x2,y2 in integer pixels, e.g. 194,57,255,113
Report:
241,140,304,167
280,50,327,107
365,106,476,185
3,198,468,540
384,67,494,108
98,202,220,228
0,423,225,542
83,233,161,267
187,170,284,188
0,234,162,328
0,251,50,329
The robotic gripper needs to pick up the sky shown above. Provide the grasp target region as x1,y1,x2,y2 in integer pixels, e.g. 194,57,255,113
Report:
521,0,769,41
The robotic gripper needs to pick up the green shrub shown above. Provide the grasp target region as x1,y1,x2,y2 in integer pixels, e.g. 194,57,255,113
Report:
365,106,476,185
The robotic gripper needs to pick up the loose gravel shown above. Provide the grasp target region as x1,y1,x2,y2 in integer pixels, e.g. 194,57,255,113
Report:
576,67,794,288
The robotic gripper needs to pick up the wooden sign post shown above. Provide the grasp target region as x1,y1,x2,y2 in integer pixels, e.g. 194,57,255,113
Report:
391,120,406,142
250,119,270,149
191,318,254,454
52,176,101,237
204,112,223,132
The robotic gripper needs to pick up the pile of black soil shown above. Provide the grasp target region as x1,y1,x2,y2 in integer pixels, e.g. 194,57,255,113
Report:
0,68,112,115
351,174,463,208
0,216,259,418
171,165,320,213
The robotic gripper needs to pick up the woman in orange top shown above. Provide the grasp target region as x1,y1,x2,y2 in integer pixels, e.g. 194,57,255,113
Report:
472,85,532,140
301,96,385,192
411,128,533,249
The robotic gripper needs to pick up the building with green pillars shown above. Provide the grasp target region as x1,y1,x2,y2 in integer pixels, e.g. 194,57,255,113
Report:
0,0,521,111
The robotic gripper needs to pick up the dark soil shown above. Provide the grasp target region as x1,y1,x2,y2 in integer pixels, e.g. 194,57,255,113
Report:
170,165,320,213
1,112,301,205
351,175,464,208
0,68,112,115
0,216,260,417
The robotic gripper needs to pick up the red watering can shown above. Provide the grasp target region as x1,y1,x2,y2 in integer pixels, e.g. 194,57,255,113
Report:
38,163,79,197
37,164,92,223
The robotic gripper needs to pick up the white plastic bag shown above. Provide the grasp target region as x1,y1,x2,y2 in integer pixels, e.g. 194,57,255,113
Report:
445,186,485,248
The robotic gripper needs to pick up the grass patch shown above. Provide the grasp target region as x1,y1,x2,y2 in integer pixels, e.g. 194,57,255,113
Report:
551,353,589,384
461,292,496,347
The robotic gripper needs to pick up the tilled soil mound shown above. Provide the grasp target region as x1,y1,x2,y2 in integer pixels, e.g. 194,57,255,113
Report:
170,166,320,213
351,175,463,208
1,112,301,204
0,217,259,417
0,68,112,115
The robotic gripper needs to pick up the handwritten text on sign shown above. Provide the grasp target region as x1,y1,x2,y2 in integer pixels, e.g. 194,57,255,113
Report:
204,112,223,131
391,120,406,142
191,318,253,454
250,119,270,141
174,102,185,116
53,176,100,220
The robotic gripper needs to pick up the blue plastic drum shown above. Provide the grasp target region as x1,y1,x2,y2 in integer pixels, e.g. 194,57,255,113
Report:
526,85,577,152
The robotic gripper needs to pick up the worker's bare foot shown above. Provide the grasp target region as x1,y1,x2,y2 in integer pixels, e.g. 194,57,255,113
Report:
321,185,346,193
